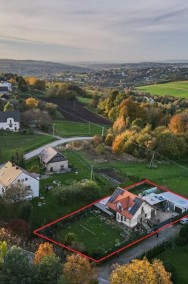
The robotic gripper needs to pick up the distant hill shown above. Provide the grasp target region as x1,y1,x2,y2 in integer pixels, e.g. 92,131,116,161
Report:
0,59,92,77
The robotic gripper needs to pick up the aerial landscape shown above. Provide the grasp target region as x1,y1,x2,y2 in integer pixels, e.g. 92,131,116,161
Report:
0,1,188,284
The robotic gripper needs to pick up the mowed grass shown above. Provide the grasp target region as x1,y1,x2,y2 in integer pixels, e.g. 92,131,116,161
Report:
159,245,188,284
0,132,56,163
136,81,188,98
31,150,112,229
54,121,108,137
56,212,124,253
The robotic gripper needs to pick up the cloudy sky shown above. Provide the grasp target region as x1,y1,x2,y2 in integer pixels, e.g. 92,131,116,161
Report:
0,0,188,63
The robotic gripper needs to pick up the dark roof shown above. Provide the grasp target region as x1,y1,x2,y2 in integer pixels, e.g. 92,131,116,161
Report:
0,86,8,92
0,110,20,122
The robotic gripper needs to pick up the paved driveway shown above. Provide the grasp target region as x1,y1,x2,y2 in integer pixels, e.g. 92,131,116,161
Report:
24,136,92,160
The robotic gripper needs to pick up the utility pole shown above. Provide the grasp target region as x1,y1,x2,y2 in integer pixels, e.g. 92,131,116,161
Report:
91,165,93,181
149,151,155,168
53,123,55,137
101,127,104,137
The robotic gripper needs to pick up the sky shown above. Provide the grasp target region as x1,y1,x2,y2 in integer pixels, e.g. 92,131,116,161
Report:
0,0,188,63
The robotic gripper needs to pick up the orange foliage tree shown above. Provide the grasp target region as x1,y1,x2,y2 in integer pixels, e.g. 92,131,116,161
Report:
25,97,39,108
169,112,188,134
110,258,172,284
34,242,55,264
63,254,96,284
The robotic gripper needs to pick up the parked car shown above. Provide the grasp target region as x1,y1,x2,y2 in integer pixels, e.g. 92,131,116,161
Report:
53,180,61,186
179,217,188,224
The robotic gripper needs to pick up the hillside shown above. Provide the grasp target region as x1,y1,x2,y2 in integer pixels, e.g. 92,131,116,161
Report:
0,59,92,77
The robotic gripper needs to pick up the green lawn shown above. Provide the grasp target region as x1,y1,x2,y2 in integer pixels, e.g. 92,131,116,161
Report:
0,132,56,163
54,121,108,137
77,96,91,104
31,150,112,229
158,245,188,284
78,151,188,196
56,212,124,254
136,81,188,98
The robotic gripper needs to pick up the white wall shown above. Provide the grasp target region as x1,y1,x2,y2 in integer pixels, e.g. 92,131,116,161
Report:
13,172,39,198
0,118,20,132
116,202,155,228
46,160,68,172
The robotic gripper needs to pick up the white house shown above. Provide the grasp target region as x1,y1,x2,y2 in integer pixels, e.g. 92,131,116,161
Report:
0,161,39,199
39,146,68,172
106,187,155,228
0,111,20,132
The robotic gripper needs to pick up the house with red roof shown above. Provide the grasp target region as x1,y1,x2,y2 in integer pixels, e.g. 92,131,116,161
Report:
106,187,156,228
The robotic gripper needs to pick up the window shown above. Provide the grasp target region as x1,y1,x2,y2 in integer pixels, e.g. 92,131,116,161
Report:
25,178,28,181
17,179,20,182
124,217,126,221
145,213,147,217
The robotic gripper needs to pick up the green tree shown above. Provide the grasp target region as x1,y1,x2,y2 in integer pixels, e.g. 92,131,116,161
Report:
2,246,32,284
64,233,76,245
10,149,25,167
34,254,62,284
18,202,33,222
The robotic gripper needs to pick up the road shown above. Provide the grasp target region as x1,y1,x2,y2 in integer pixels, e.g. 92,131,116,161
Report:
98,224,180,283
24,136,92,160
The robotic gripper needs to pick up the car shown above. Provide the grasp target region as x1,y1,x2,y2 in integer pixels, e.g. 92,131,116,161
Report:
53,180,61,186
179,217,188,224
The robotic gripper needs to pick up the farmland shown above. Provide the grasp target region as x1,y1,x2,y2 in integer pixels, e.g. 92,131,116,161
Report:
136,81,188,98
0,132,55,163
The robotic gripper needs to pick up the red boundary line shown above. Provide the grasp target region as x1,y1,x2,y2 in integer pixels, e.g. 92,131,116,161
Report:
33,180,188,263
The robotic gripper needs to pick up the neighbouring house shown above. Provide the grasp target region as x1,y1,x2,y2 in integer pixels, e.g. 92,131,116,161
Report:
39,146,68,172
106,187,156,228
0,161,39,199
0,86,8,96
0,110,20,132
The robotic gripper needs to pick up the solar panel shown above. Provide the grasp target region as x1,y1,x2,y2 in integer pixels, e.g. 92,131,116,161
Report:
130,198,142,215
108,187,124,203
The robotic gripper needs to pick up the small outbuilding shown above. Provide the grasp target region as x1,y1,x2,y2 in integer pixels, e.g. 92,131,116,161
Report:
39,146,68,172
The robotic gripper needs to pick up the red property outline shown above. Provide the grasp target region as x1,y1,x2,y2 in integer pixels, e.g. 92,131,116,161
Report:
33,179,188,263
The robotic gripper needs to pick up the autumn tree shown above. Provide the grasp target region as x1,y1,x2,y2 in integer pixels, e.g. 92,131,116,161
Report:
34,254,62,284
63,254,96,284
34,242,55,264
0,241,8,268
3,101,14,112
169,112,188,134
25,97,39,108
110,258,172,284
2,183,32,203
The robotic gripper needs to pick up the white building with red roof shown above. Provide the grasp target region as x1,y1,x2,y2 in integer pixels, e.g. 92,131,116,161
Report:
106,187,156,228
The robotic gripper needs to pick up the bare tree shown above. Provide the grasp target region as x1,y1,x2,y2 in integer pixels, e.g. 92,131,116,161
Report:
3,183,32,203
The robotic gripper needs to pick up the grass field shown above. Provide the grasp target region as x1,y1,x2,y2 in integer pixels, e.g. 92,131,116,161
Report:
0,132,55,163
159,245,188,284
136,81,188,98
54,121,108,137
31,150,112,229
77,96,91,104
56,212,124,254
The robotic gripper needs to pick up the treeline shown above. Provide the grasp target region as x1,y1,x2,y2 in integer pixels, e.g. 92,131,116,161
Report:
97,90,188,159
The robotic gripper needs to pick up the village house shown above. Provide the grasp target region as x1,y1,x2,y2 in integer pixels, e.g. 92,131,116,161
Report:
0,161,39,198
39,146,68,172
106,187,156,228
0,110,20,132
0,86,8,96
